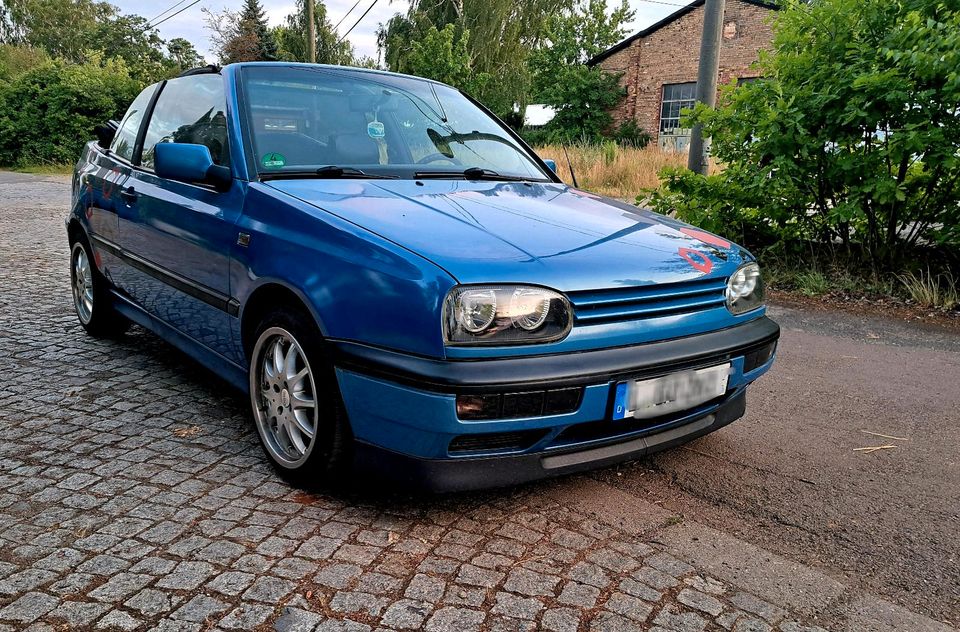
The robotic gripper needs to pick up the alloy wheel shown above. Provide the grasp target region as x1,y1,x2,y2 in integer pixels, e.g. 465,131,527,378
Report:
250,327,319,468
71,243,94,325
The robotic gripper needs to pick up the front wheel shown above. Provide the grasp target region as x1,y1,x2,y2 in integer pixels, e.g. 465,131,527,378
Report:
70,239,129,337
248,308,351,483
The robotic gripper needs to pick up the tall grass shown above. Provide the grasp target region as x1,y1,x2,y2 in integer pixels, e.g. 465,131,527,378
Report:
898,269,959,310
534,142,686,200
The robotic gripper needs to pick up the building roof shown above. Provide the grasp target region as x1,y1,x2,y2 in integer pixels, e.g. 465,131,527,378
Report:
587,0,779,67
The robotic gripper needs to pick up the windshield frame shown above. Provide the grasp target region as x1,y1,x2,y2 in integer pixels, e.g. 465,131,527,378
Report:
235,64,560,184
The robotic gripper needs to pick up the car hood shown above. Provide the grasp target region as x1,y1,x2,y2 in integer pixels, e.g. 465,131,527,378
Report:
266,179,749,292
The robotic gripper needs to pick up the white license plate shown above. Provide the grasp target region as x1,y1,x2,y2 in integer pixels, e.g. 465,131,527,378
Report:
613,363,731,420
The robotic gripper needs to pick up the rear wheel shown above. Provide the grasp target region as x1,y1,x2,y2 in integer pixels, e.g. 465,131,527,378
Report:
70,239,129,337
248,308,351,482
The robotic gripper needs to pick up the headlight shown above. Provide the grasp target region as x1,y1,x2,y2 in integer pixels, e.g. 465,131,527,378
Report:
444,285,572,345
726,262,764,314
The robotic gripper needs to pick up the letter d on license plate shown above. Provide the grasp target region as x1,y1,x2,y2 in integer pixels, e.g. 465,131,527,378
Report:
613,363,731,421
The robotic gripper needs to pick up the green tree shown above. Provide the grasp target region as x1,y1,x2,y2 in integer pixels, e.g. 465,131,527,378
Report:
529,0,634,142
238,0,279,61
648,0,960,271
4,0,175,82
403,23,487,95
166,38,205,71
0,43,49,82
273,0,354,65
378,0,567,116
0,54,140,165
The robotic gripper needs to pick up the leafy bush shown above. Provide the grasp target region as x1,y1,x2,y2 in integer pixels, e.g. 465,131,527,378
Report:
646,0,960,272
0,55,141,166
611,119,650,148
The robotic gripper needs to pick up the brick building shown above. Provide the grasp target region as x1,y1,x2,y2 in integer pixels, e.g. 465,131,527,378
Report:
589,0,777,151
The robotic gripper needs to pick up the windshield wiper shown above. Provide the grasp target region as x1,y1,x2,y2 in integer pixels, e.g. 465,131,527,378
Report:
415,167,534,182
261,166,398,181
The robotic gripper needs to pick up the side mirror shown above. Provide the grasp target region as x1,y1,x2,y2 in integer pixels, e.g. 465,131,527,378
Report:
94,120,119,149
543,159,558,173
155,143,232,192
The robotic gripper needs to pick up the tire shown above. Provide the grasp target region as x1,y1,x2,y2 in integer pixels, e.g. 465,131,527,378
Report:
248,306,352,484
69,238,130,337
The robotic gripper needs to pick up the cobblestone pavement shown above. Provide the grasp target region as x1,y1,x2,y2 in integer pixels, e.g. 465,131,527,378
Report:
0,172,951,632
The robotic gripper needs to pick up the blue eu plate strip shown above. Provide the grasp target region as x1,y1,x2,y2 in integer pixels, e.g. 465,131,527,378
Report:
613,382,629,420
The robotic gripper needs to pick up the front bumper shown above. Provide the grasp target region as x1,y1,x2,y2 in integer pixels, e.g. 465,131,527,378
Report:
332,316,779,492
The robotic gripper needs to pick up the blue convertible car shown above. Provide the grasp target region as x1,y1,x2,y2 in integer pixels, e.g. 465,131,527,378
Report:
68,63,778,491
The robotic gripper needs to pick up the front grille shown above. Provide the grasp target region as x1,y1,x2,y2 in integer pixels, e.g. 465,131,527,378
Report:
551,394,726,447
449,429,548,455
568,277,727,326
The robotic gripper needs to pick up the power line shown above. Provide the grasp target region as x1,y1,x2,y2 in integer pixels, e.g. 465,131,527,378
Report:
145,0,202,30
635,0,692,7
337,0,380,44
145,0,191,26
333,0,364,32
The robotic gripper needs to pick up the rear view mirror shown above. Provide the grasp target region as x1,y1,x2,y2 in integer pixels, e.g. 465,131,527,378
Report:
543,159,557,173
94,120,119,149
155,143,232,192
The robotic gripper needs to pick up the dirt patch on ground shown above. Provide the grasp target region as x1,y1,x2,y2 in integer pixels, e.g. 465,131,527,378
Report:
769,288,960,333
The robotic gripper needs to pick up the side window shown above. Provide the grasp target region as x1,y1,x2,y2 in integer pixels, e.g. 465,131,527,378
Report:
141,74,230,171
110,84,158,163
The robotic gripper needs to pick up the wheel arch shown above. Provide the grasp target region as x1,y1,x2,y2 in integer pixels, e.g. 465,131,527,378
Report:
240,280,328,361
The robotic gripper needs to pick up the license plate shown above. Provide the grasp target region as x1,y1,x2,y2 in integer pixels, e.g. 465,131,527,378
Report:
613,363,731,420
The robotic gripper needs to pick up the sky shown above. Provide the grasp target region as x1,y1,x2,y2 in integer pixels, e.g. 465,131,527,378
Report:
111,0,691,63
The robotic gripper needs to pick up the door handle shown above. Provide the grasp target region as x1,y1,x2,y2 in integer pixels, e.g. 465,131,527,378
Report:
120,186,138,204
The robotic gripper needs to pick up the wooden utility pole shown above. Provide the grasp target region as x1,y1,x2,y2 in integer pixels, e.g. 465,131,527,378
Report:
306,0,316,63
687,0,725,175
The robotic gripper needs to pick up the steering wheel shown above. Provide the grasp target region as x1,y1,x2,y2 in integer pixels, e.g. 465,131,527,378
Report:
416,153,462,166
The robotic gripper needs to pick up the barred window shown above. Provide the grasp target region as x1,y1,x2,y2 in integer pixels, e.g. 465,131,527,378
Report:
660,82,696,133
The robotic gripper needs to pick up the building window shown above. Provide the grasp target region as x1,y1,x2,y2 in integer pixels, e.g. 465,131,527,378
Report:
660,82,697,134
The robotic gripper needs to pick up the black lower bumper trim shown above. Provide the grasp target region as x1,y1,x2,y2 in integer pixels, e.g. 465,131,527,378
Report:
352,390,747,493
332,316,780,393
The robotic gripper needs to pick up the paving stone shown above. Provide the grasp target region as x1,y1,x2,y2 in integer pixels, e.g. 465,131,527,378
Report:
329,590,389,617
646,553,695,578
491,592,544,620
51,600,110,626
542,608,581,632
218,604,274,629
558,581,601,608
457,564,504,589
315,563,362,589
618,577,662,602
590,611,640,631
89,572,153,602
633,566,680,590
156,561,216,591
380,598,432,629
272,606,323,632
242,576,296,602
731,593,787,624
735,618,773,632
0,592,59,624
424,606,486,632
94,608,143,631
654,605,708,632
677,588,724,617
604,592,655,622
207,571,256,596
171,594,229,622
125,588,178,616
503,567,560,597
405,573,446,603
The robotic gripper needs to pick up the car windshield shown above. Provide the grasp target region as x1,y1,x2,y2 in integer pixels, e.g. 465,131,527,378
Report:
241,66,550,181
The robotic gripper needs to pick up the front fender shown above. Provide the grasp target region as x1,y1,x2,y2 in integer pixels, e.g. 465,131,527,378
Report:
233,184,457,358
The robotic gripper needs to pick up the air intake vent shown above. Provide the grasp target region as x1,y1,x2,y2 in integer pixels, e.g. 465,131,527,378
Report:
449,429,548,455
568,277,727,325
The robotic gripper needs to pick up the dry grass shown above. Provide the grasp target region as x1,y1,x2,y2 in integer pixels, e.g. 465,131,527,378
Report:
534,143,687,200
898,269,958,310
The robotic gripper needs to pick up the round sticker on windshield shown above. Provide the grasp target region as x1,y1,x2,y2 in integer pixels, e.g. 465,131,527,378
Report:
262,152,285,168
367,121,385,139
